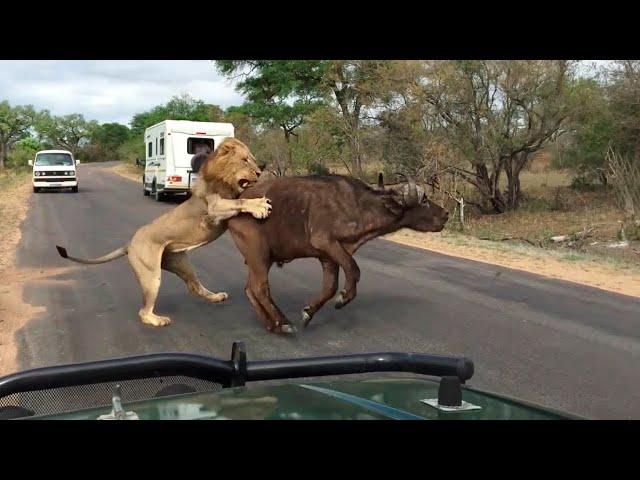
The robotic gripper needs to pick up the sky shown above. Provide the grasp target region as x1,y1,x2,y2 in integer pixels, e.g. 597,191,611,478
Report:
0,60,613,128
0,60,243,126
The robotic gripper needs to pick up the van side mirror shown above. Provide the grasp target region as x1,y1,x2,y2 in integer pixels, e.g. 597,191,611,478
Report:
76,159,81,165
28,160,33,166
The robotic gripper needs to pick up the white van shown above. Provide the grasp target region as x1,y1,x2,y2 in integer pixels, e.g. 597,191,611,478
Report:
142,120,234,201
29,150,80,193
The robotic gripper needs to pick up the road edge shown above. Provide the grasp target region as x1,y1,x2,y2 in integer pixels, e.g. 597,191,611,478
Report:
382,231,640,299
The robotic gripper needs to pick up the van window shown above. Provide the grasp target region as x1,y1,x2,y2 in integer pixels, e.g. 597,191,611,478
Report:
159,138,165,156
35,153,73,166
148,142,153,158
156,139,158,156
187,138,214,154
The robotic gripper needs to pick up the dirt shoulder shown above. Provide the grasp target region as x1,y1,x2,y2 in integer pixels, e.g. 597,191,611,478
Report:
0,171,35,375
110,163,141,183
384,229,640,298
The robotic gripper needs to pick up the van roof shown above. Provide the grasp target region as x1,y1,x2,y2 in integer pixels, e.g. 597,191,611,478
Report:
144,120,234,136
36,150,73,155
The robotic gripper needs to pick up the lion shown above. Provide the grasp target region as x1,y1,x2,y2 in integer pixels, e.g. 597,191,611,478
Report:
55,138,272,327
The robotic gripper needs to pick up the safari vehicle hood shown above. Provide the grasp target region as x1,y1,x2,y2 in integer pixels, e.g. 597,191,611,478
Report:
0,342,580,420
32,377,576,420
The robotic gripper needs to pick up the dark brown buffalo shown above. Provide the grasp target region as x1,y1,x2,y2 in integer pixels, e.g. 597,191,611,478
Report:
226,173,449,334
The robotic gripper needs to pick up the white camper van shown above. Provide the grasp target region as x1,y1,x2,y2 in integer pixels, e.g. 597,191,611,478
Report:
142,120,234,201
29,150,80,193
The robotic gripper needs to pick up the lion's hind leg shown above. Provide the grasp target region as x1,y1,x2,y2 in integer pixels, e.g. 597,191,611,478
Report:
128,240,172,327
161,251,228,304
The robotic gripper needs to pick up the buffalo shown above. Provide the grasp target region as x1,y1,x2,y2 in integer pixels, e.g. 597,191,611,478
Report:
226,173,449,334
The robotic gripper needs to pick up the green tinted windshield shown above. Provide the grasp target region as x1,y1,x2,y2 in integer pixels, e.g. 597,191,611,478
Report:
35,153,73,166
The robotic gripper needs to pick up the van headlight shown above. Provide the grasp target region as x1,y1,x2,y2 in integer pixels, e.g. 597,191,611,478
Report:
34,171,41,176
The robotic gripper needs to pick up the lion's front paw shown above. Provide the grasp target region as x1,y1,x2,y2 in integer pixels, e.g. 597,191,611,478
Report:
248,197,272,219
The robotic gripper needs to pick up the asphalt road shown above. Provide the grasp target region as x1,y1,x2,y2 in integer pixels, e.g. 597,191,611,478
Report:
12,162,640,419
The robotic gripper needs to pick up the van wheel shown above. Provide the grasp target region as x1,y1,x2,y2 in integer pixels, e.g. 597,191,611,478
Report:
152,182,164,202
71,186,78,193
33,187,39,193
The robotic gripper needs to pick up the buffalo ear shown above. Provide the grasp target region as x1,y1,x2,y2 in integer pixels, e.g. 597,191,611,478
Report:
381,194,404,217
378,173,384,189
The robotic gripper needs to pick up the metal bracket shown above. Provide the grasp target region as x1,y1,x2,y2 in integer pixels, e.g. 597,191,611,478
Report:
420,376,481,412
97,384,139,420
229,342,247,388
420,398,482,412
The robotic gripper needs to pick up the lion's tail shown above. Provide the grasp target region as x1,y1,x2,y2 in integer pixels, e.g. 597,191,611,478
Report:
56,245,128,265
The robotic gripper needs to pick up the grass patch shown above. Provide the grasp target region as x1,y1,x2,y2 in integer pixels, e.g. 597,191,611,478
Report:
562,252,585,261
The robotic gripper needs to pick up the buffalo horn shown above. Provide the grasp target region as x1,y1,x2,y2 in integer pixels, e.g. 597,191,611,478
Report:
395,172,419,207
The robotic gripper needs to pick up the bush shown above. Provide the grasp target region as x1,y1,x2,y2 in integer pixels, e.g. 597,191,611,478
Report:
307,161,330,175
6,138,41,169
570,175,600,191
117,137,146,165
607,147,640,219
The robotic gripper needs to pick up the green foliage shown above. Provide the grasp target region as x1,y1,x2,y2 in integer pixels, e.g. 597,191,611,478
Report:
117,136,146,165
91,122,131,150
306,161,330,175
216,61,327,137
560,78,616,183
0,101,37,169
130,93,222,136
6,137,42,168
34,111,97,155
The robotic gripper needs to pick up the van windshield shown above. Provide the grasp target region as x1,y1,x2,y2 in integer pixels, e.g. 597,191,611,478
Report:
35,153,73,166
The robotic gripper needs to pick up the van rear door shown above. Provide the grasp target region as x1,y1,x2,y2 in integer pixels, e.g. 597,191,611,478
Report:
171,133,220,188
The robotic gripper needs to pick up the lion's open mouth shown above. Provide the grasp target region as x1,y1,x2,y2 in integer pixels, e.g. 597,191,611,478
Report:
238,179,252,189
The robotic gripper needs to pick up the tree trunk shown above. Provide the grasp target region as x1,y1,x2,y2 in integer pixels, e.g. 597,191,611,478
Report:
505,153,528,211
0,143,9,172
348,133,364,179
283,128,293,174
475,163,506,213
506,169,521,210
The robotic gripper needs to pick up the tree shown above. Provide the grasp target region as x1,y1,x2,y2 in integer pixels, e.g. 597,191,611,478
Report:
130,94,225,136
560,77,615,186
0,101,36,170
222,109,256,145
35,112,97,156
322,60,392,178
607,61,640,160
91,122,131,151
399,60,575,212
215,61,327,167
7,137,42,169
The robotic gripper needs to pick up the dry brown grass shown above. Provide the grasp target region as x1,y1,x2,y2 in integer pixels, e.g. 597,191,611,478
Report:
384,229,640,298
110,163,142,183
0,171,31,270
0,170,35,375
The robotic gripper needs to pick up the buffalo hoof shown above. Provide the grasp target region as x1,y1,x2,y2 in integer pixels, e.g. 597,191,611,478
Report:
334,290,347,309
302,307,313,327
277,323,298,335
